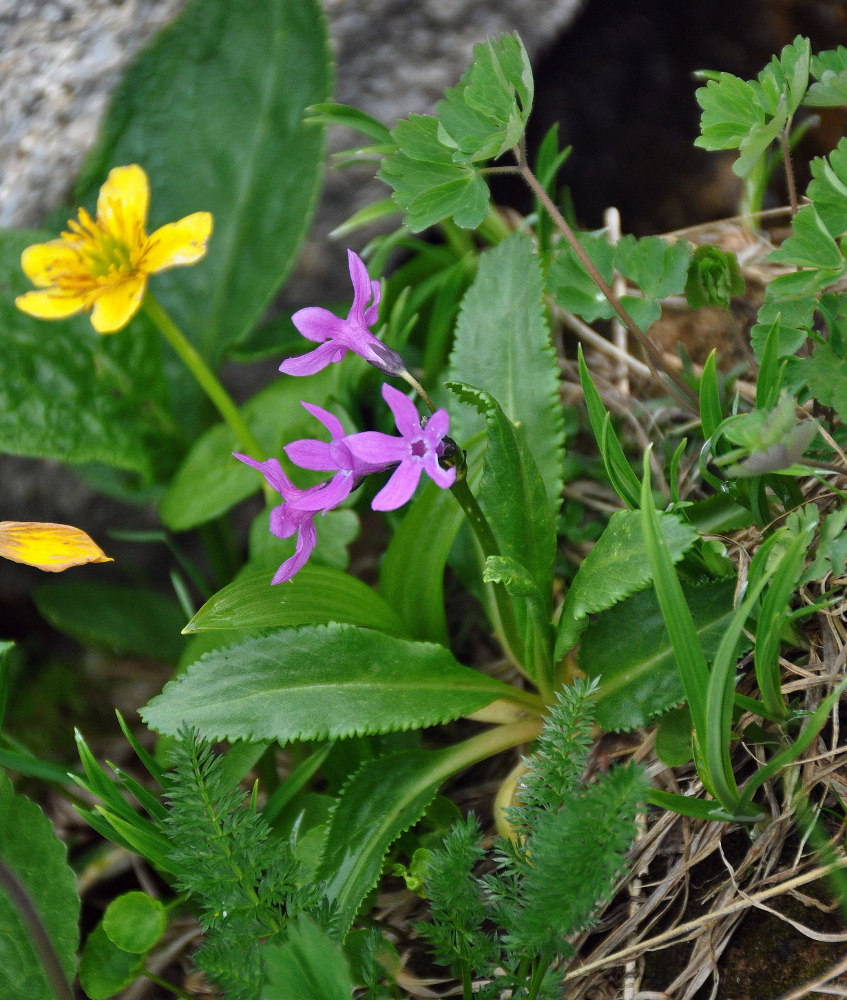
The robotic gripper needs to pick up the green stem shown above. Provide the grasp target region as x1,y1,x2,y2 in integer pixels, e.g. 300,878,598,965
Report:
449,469,524,670
0,858,73,1000
399,369,437,413
511,149,697,408
143,970,196,1000
142,295,263,460
780,124,799,217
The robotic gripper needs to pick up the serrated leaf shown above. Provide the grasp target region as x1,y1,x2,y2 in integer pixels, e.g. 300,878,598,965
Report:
555,509,699,658
549,232,617,322
0,774,80,1000
685,244,745,310
33,582,185,662
447,234,565,516
768,204,845,270
0,230,167,477
435,32,533,163
141,624,525,741
580,580,737,731
185,565,409,637
807,138,847,238
378,115,490,232
74,0,332,362
805,46,847,107
751,287,816,359
447,383,555,608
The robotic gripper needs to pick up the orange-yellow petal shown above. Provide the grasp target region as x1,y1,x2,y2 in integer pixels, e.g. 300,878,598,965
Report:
0,521,112,572
89,273,147,333
15,289,87,320
143,212,213,273
97,164,150,248
20,240,82,287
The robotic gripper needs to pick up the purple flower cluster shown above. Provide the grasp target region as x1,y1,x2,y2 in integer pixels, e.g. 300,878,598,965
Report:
237,252,456,584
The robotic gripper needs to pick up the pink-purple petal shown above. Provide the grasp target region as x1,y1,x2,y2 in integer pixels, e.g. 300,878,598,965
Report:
284,438,335,470
280,340,348,376
300,402,346,440
382,383,423,437
291,306,348,343
343,430,409,464
371,463,423,511
271,518,318,583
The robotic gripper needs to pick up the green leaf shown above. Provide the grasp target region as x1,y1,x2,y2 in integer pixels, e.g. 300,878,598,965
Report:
616,234,691,301
141,624,527,741
185,566,409,636
805,46,847,107
378,115,490,232
580,580,738,731
78,922,145,999
768,204,845,270
0,775,79,1000
685,244,745,310
103,892,167,955
262,917,353,1000
655,705,693,767
699,349,722,440
75,0,332,362
807,138,847,239
159,366,338,530
33,582,185,662
751,287,816,359
0,230,168,477
447,234,566,516
577,346,642,509
435,32,533,163
447,383,556,606
805,341,847,420
549,232,617,322
304,102,393,144
555,508,699,659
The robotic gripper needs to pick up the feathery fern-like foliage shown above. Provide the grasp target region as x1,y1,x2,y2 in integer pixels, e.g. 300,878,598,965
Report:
417,680,649,1000
163,730,324,1000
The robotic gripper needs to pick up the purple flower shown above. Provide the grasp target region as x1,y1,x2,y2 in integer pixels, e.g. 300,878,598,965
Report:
344,383,456,511
233,453,336,584
283,402,390,509
281,249,407,377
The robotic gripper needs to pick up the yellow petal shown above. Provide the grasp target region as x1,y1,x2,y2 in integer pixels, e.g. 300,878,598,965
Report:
15,289,87,320
89,273,147,333
20,240,81,286
97,164,150,248
143,212,213,272
0,521,112,572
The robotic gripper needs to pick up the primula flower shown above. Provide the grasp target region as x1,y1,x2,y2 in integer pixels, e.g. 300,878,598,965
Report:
16,164,212,334
281,249,406,377
233,453,339,584
0,521,112,572
283,402,390,509
344,383,456,511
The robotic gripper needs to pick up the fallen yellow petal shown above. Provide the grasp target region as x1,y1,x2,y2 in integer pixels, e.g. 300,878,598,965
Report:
0,521,112,572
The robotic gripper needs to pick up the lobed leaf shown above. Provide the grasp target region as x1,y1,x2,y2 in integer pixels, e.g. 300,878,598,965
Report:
805,46,847,107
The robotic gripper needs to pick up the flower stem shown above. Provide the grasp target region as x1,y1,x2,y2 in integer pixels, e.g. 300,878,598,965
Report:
142,295,264,460
399,369,437,414
511,148,697,408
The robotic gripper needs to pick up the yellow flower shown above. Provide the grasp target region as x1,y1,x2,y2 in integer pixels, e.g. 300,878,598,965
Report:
0,521,112,572
15,164,213,334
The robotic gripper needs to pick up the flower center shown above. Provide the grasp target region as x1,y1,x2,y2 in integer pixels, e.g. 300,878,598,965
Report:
410,438,426,459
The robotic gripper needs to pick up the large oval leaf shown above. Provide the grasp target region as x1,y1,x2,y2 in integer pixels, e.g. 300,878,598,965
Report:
141,624,531,741
185,566,409,637
74,0,332,362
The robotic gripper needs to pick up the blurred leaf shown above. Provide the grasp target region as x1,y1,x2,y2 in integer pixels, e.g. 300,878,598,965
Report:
768,204,844,270
185,565,409,637
103,892,167,955
655,705,693,767
78,922,145,999
805,341,847,420
805,46,847,107
0,775,79,1000
807,138,847,239
549,232,616,322
616,234,691,301
75,0,332,362
33,582,185,661
435,32,533,163
141,623,529,741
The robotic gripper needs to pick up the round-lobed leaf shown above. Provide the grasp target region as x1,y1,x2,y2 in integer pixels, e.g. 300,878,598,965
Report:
102,891,167,955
